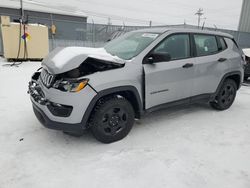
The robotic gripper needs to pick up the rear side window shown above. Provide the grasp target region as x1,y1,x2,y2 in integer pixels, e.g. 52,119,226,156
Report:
154,34,190,60
194,35,218,56
217,36,227,51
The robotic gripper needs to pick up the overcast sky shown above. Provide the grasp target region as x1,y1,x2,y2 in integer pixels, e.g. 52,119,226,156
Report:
2,0,243,30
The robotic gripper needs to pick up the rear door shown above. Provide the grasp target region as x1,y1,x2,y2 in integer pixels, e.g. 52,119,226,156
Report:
192,34,230,96
143,33,195,109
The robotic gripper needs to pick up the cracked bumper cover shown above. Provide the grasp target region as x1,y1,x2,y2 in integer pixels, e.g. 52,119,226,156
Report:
28,72,97,132
32,103,84,132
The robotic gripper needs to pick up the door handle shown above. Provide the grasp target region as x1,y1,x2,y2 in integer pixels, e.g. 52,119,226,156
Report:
182,63,194,68
218,58,227,62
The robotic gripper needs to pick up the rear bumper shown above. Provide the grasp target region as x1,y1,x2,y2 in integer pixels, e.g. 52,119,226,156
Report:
32,101,85,132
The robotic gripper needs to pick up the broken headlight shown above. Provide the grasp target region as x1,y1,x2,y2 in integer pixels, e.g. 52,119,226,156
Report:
53,79,89,92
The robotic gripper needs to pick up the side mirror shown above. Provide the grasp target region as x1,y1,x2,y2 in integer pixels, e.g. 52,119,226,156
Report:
147,52,171,64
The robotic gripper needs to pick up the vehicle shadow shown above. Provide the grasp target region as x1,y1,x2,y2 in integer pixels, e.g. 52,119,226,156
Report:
56,102,213,144
135,103,211,126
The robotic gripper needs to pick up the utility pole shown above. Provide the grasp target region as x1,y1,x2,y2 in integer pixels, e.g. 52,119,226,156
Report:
20,0,24,22
195,8,204,29
201,17,206,30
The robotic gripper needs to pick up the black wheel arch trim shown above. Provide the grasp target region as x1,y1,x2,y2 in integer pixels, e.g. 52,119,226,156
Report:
212,71,242,100
81,85,143,128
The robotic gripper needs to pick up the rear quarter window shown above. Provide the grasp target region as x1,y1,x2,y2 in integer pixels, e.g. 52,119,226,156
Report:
225,38,241,53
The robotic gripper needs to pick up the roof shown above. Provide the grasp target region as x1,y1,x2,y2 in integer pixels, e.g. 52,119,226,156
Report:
134,27,234,39
0,1,87,18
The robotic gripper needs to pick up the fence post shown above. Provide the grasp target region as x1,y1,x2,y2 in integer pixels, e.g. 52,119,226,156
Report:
149,21,152,27
91,21,96,47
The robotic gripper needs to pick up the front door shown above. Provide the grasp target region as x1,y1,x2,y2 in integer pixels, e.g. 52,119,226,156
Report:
143,33,195,109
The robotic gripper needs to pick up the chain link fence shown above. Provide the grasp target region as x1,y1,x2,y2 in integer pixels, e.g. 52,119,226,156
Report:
47,21,250,50
48,22,146,50
1,19,250,56
206,28,250,49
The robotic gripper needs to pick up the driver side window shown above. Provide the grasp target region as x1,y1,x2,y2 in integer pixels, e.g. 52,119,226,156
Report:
154,34,191,61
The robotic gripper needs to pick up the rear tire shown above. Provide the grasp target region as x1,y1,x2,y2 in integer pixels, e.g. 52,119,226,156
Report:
89,96,135,143
210,79,237,110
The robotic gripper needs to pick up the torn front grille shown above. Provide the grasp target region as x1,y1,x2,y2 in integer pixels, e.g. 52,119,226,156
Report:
40,69,55,88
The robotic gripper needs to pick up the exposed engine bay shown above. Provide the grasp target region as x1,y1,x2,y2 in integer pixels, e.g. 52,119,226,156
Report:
56,57,124,79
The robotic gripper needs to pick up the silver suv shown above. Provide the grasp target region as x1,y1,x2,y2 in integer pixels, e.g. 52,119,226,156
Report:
28,28,244,143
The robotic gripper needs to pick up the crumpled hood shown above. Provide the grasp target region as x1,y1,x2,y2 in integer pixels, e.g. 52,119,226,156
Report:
42,47,125,74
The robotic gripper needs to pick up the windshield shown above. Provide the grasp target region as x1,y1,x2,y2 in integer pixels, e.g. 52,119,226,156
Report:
104,32,159,60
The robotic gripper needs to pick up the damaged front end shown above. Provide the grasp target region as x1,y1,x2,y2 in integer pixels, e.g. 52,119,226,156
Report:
55,57,124,79
34,47,125,92
40,56,124,93
28,46,125,110
28,47,126,131
52,57,124,92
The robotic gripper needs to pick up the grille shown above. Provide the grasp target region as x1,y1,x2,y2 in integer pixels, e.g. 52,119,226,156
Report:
40,69,55,88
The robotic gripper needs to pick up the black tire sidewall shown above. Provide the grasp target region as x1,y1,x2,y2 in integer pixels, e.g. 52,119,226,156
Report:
213,79,237,110
90,97,135,143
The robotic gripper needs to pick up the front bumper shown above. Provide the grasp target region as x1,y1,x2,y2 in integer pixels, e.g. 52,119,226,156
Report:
28,71,97,131
32,102,84,132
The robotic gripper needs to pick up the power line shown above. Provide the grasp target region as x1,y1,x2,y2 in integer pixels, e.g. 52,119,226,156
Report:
11,0,159,25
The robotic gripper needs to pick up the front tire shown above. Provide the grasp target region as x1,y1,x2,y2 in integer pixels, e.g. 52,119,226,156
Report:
89,96,135,143
210,79,237,110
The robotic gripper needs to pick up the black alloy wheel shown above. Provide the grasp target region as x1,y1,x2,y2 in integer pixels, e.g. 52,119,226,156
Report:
210,79,237,110
90,96,134,143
